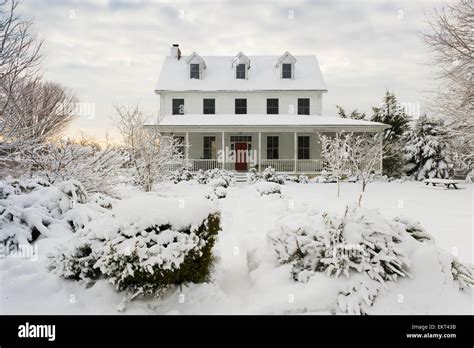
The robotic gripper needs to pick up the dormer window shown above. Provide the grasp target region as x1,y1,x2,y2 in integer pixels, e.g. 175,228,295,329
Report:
282,64,292,79
190,64,200,79
185,52,206,80
232,52,250,80
236,64,246,79
276,51,296,79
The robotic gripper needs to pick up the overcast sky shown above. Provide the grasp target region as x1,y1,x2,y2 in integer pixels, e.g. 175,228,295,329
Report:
20,0,446,140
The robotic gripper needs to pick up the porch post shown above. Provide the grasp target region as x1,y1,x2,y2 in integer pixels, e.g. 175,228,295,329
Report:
379,131,383,174
258,131,262,172
221,131,225,169
185,131,189,160
294,132,297,173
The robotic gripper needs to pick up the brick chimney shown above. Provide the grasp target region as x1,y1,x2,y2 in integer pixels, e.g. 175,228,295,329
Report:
170,44,181,60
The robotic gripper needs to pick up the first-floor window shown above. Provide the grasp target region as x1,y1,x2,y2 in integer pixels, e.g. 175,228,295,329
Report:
172,98,184,115
298,136,310,159
203,136,216,159
267,136,279,159
298,98,310,115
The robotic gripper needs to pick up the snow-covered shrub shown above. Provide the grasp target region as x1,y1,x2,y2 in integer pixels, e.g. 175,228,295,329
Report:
196,168,235,187
451,261,474,291
0,179,109,254
204,186,227,201
247,168,261,184
268,206,472,314
269,207,411,284
297,174,309,184
214,186,227,199
0,177,50,199
268,207,412,314
403,116,453,180
48,242,101,286
196,169,208,184
393,216,434,243
313,170,338,183
204,168,235,187
49,196,221,300
170,167,193,184
256,182,281,196
337,275,384,315
261,166,285,184
90,193,114,210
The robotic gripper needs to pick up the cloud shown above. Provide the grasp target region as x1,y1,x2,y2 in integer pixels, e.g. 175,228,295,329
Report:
20,0,444,139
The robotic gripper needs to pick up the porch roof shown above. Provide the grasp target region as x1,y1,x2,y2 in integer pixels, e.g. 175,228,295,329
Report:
144,115,390,132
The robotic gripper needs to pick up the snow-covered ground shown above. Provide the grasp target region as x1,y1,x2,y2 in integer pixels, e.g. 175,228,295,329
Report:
0,180,472,314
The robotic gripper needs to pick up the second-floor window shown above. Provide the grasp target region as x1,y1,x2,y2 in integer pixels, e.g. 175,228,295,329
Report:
235,98,247,114
298,98,310,115
203,99,215,114
236,63,246,79
266,98,279,114
298,136,310,159
282,63,292,79
267,136,279,159
190,64,200,79
172,98,184,115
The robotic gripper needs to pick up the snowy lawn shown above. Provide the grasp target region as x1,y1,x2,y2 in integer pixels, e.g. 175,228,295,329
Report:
0,180,472,315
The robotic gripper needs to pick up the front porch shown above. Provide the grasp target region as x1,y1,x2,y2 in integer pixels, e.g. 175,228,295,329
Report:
167,131,381,174
146,115,388,175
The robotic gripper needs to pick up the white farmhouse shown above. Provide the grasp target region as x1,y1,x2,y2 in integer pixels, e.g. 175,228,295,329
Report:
147,44,388,174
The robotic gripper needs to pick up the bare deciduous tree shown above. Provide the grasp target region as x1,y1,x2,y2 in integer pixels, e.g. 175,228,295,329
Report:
423,0,474,171
112,105,184,191
2,78,77,145
1,0,44,145
345,133,384,207
318,132,350,198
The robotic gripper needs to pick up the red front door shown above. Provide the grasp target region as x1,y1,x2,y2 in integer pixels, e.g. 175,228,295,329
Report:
235,142,248,171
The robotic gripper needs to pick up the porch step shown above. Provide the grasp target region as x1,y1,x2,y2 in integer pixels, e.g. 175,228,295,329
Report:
233,172,248,183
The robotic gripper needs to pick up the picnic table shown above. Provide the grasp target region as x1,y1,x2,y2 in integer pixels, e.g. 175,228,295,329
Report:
423,178,460,189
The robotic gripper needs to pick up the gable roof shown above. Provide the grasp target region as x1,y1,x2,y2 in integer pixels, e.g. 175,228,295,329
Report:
155,55,327,92
276,51,297,67
232,52,250,68
185,52,206,68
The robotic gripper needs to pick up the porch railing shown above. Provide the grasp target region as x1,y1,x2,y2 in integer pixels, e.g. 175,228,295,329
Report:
165,158,381,174
260,159,295,173
189,159,220,171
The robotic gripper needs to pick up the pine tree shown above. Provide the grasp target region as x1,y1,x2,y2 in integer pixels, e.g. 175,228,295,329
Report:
336,105,366,120
403,115,453,180
371,91,410,177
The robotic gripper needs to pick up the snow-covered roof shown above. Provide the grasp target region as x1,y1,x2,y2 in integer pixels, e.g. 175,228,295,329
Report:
155,55,327,92
144,115,389,131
